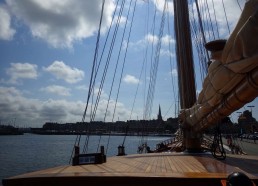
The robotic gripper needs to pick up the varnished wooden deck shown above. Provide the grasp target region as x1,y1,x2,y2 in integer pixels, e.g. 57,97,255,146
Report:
3,153,258,186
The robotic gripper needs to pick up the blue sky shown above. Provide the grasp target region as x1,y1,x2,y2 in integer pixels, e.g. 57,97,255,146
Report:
0,0,256,127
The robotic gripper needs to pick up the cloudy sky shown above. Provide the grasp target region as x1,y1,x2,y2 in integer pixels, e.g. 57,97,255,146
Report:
0,0,256,127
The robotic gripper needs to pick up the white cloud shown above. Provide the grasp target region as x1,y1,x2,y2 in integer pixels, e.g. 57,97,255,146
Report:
123,74,140,84
0,5,15,40
93,87,108,98
0,86,42,126
0,86,135,127
170,69,178,77
127,34,173,50
152,0,173,15
145,34,159,45
161,35,175,46
44,61,84,84
6,0,115,48
92,99,133,122
160,49,174,57
40,85,71,96
112,15,127,26
125,34,158,50
40,99,84,122
76,85,88,91
6,63,38,84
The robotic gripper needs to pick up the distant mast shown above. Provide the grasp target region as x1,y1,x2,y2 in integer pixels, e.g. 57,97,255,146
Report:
173,0,202,151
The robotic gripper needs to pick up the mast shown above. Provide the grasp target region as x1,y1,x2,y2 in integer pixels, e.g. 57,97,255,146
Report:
173,0,202,151
173,0,196,108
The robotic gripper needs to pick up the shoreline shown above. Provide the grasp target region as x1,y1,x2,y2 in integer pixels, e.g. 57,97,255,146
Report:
26,131,174,137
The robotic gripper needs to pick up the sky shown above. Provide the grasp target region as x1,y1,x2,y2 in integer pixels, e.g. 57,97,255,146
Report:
0,0,257,128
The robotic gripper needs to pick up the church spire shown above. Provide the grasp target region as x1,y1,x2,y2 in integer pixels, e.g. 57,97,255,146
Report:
157,105,163,121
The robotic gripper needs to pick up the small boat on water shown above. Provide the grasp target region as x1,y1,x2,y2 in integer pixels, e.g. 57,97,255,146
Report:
3,0,258,185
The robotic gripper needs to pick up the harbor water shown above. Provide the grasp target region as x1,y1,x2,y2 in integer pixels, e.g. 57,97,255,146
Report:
0,133,169,185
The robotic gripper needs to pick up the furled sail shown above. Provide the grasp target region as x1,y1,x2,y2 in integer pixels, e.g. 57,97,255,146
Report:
179,0,258,132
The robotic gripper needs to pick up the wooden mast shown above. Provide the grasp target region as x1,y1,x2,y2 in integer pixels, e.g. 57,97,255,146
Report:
173,0,202,151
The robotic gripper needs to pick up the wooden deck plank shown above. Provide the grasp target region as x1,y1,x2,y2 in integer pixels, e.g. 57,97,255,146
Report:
164,156,172,172
117,158,140,173
170,154,187,173
178,156,192,172
161,156,167,173
131,157,151,173
180,156,207,172
166,155,178,172
141,157,153,172
151,155,159,172
189,157,209,172
127,157,148,172
155,156,162,173
145,156,156,173
3,153,258,186
108,158,131,172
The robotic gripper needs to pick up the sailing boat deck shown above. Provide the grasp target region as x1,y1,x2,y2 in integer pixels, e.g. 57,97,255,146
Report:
3,153,258,186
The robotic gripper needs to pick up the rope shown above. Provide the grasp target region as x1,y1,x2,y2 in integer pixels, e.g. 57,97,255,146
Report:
98,0,135,153
135,1,151,150
144,0,158,120
237,0,243,11
221,0,230,35
190,0,209,80
82,0,126,154
106,0,137,154
211,123,226,160
204,0,215,40
167,10,178,118
69,0,106,164
211,0,220,38
144,0,167,120
129,0,151,121
139,0,159,145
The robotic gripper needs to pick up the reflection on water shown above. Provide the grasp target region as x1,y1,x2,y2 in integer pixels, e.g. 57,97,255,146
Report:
0,133,169,185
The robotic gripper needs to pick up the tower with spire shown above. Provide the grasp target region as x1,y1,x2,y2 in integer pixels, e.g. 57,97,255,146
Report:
157,105,163,122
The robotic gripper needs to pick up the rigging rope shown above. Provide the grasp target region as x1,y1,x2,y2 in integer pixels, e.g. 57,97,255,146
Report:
167,10,178,118
140,0,159,145
144,0,167,120
130,0,150,121
194,1,209,56
211,0,220,38
97,0,135,153
90,0,126,123
83,0,127,154
201,0,212,41
69,0,106,164
136,1,152,149
189,0,208,81
237,0,243,11
106,0,138,154
144,0,158,121
204,0,215,40
221,0,231,35
211,123,226,160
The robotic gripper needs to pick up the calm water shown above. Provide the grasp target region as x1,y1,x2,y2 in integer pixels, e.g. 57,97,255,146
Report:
0,133,168,185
